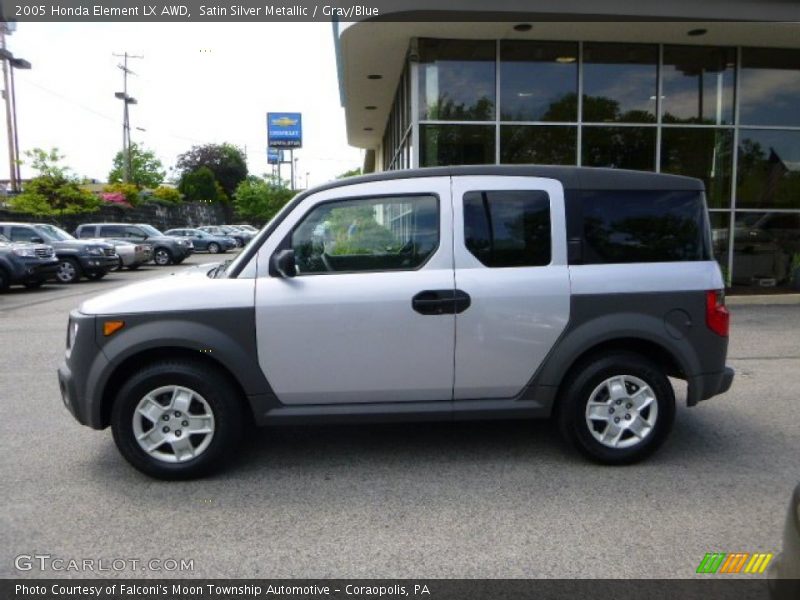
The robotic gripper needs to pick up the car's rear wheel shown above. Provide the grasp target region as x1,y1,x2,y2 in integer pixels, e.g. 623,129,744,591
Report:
558,352,675,464
207,242,221,254
111,360,244,479
55,258,81,284
153,247,172,266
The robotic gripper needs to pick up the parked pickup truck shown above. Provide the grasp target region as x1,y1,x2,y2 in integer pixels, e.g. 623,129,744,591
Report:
0,233,59,291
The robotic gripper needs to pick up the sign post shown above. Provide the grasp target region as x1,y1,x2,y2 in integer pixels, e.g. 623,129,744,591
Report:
267,112,302,190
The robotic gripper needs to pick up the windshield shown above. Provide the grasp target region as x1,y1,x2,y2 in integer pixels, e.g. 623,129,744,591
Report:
139,224,163,237
34,224,75,241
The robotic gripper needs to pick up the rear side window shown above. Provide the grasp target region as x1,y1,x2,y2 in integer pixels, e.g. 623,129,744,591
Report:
581,190,710,264
77,227,95,239
463,190,551,268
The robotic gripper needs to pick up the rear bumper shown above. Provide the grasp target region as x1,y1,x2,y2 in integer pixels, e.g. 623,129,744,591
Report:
687,366,735,406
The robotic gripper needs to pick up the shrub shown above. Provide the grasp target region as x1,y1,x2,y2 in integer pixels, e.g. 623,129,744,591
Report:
103,182,141,206
11,176,102,216
100,192,131,208
233,177,294,223
151,185,183,204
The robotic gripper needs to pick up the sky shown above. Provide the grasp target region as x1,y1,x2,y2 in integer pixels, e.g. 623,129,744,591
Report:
1,22,364,188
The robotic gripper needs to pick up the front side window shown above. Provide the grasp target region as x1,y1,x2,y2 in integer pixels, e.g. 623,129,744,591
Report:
581,190,710,264
290,195,439,274
100,225,127,238
463,190,552,268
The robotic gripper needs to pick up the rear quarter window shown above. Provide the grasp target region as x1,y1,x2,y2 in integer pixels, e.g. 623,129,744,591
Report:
580,190,710,264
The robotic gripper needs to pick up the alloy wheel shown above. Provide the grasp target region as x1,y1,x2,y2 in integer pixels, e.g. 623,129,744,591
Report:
585,374,659,449
132,385,215,463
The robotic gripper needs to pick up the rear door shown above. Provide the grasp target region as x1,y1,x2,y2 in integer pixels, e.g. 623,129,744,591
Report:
451,176,571,399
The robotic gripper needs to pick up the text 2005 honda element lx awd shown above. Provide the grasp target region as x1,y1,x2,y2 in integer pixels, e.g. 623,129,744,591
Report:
58,166,734,479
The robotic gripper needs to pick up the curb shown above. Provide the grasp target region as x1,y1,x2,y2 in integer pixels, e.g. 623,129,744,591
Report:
727,293,800,306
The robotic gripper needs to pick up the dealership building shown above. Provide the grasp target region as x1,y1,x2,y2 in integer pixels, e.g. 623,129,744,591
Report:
333,2,800,290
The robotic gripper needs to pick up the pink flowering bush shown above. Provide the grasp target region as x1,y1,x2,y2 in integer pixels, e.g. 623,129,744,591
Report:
100,192,131,208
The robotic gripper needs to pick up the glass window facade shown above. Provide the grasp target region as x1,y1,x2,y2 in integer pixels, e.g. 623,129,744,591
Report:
377,39,800,291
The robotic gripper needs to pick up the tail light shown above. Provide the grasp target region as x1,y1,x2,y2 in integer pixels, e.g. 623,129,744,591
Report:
706,290,730,337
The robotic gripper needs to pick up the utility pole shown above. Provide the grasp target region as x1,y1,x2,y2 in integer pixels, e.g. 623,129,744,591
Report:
1,27,16,193
112,51,142,183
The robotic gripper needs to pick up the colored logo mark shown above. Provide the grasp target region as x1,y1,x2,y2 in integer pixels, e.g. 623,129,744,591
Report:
696,552,774,574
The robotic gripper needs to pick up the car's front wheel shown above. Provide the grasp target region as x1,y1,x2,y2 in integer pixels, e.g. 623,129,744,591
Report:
55,258,81,284
153,247,173,266
111,360,244,479
558,352,675,465
207,242,221,254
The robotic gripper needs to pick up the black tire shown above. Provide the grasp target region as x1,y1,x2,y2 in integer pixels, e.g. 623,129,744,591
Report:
23,280,44,289
557,352,675,465
128,264,140,271
0,268,9,292
207,242,221,254
86,271,106,281
55,257,82,284
111,360,245,480
153,247,173,266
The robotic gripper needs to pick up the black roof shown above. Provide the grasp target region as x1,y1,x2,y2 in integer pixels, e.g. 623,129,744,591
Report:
312,165,703,194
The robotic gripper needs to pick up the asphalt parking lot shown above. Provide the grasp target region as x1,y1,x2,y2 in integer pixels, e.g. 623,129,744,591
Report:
1,257,798,579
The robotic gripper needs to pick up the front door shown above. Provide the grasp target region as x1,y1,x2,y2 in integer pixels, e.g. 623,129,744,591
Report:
450,176,571,400
254,177,456,405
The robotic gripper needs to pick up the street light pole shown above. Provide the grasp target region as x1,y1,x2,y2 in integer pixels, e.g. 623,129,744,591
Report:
1,28,16,192
9,57,31,188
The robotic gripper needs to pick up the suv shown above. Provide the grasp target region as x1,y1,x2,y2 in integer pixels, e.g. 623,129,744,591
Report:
58,166,734,479
74,223,193,266
0,222,118,284
0,233,59,291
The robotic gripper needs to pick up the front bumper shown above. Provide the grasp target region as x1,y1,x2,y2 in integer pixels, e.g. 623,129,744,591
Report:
10,256,60,282
57,311,109,429
687,366,735,406
77,254,119,272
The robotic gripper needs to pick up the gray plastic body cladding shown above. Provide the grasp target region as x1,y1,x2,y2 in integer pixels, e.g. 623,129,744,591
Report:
525,290,729,409
71,307,276,429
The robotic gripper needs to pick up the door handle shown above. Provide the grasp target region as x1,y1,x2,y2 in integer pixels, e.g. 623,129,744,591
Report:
412,290,471,315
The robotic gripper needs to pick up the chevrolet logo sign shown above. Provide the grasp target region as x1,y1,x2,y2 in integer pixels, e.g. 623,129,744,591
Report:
272,117,298,127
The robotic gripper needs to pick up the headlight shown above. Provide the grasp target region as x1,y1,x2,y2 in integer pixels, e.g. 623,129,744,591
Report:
178,240,189,246
87,246,104,256
12,247,37,257
66,320,79,350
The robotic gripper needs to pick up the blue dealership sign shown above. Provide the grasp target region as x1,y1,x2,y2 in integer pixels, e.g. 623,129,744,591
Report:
267,112,302,148
267,147,283,164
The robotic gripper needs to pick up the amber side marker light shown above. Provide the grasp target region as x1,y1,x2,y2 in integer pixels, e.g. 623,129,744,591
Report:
103,320,125,336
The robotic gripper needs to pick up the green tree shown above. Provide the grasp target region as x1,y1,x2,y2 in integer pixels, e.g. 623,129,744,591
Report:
336,168,363,179
176,143,248,198
178,167,226,203
233,177,294,223
9,148,101,216
108,143,166,188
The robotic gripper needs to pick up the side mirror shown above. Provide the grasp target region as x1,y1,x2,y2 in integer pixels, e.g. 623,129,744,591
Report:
272,249,297,278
